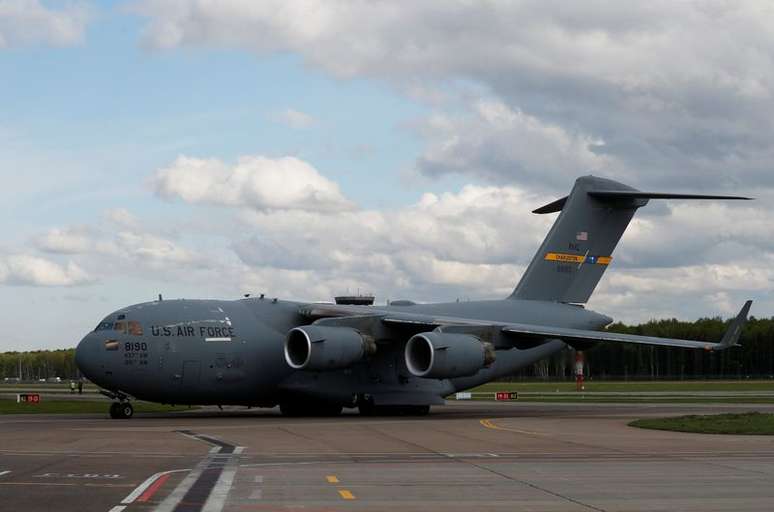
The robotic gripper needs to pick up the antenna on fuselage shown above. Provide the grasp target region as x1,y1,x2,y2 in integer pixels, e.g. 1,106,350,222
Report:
158,294,163,301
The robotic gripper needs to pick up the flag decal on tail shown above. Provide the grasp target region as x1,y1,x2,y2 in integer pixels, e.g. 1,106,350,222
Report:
544,252,611,265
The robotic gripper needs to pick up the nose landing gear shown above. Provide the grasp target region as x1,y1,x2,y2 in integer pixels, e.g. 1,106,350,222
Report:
109,402,134,419
99,389,134,419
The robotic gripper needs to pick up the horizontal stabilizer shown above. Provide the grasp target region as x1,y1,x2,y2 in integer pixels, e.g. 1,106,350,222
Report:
533,189,751,214
532,196,568,214
588,191,752,201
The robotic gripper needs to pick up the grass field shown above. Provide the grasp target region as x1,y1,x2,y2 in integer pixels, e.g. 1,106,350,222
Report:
2,381,774,413
456,380,774,403
471,380,774,393
630,412,774,435
0,399,192,415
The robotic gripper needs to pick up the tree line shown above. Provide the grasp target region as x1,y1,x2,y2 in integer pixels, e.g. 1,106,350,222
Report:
520,316,774,380
0,349,78,382
2,315,773,381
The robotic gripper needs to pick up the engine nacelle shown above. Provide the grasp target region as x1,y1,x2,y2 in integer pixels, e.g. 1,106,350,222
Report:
285,325,375,371
405,332,495,379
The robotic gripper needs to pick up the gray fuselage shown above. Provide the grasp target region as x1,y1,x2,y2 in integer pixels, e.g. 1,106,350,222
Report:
75,297,610,408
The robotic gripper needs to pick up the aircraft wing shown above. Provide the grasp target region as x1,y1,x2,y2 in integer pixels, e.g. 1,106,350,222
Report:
302,301,751,352
500,300,751,351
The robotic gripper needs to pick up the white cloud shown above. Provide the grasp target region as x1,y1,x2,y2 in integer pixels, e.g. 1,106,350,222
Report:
151,155,354,212
271,108,315,129
416,99,621,188
34,227,95,254
233,183,554,300
30,216,206,280
106,231,199,268
132,1,774,191
0,255,92,286
21,166,774,322
104,208,139,229
0,0,90,48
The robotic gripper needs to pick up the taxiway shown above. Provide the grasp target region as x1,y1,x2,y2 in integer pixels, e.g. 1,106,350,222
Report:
1,401,773,511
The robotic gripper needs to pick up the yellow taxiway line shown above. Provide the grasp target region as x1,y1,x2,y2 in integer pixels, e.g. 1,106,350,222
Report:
480,418,546,436
325,475,356,500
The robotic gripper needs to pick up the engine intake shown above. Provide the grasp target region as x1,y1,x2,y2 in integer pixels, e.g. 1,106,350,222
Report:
285,325,375,371
405,332,495,379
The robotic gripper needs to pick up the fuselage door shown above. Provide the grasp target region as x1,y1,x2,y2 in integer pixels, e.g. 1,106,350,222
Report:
181,360,201,391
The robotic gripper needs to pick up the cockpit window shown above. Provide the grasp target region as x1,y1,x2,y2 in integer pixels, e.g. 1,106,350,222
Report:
128,321,143,336
95,318,144,335
110,320,143,335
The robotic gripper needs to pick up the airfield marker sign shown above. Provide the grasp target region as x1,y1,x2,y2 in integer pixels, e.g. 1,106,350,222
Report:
16,393,40,404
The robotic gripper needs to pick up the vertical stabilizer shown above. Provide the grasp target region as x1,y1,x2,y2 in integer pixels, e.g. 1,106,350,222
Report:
510,176,750,303
511,176,640,303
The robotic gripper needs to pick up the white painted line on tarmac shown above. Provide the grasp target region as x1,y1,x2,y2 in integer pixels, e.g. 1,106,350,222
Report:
154,458,211,512
202,446,244,512
107,507,125,512
254,475,263,483
248,488,262,500
201,466,237,512
0,470,11,477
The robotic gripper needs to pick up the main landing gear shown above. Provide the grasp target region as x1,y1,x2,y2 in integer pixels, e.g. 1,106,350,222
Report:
109,402,134,419
358,403,430,416
357,395,431,416
279,401,343,417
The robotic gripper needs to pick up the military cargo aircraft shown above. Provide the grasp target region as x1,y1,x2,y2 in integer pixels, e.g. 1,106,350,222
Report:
75,176,753,418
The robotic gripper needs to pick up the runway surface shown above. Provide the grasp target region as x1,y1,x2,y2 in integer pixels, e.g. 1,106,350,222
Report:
1,401,774,511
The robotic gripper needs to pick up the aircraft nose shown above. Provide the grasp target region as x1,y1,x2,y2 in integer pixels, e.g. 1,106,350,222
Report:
75,333,99,381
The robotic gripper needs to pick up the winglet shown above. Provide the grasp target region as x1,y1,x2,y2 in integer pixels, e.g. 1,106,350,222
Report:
711,300,752,351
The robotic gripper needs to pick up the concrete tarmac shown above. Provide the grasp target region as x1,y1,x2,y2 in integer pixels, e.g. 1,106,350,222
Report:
1,401,774,511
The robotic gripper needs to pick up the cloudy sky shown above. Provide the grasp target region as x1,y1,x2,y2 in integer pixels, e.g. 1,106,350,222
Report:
2,0,772,350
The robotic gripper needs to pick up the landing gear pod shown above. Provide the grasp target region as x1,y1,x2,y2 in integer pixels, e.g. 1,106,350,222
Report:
285,325,376,371
405,332,495,379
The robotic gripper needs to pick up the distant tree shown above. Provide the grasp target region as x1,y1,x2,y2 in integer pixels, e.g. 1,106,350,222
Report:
3,316,773,381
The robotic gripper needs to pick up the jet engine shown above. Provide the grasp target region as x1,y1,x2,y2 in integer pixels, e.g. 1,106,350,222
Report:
404,332,495,379
284,325,376,371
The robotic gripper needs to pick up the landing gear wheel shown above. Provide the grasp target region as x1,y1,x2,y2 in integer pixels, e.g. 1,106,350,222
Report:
279,402,303,417
358,403,430,416
358,401,375,416
317,404,343,417
406,405,430,416
280,402,343,417
120,402,134,419
109,402,133,419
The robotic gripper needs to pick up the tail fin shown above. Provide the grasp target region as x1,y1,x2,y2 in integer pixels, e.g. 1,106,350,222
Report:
510,175,750,303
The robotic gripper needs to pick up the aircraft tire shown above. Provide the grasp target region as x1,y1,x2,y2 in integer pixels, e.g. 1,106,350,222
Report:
407,405,430,416
317,404,343,417
358,402,375,416
120,403,134,419
358,404,430,416
280,402,342,417
279,402,304,417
